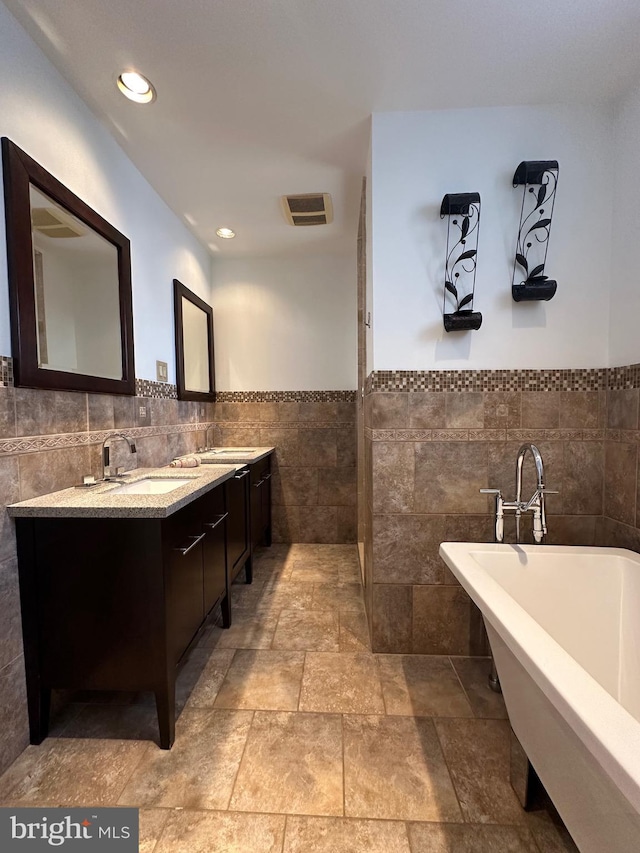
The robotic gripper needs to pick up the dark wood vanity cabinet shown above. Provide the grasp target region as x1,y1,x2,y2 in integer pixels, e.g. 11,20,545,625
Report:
15,482,230,752
250,456,272,550
225,467,251,582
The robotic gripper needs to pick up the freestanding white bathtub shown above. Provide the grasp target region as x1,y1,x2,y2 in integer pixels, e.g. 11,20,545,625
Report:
439,543,640,853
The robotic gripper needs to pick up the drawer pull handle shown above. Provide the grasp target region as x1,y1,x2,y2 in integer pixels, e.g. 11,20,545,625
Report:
205,512,229,531
262,472,272,481
175,532,206,556
234,470,250,480
253,479,264,488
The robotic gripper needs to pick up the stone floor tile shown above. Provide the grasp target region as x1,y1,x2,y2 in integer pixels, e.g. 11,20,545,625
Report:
155,810,285,853
214,650,305,710
117,709,253,809
199,611,279,650
230,710,343,816
339,563,363,582
450,657,508,719
377,655,473,718
339,611,371,652
253,582,315,612
284,816,411,853
184,649,236,709
434,718,527,824
343,715,461,822
299,652,384,714
139,808,171,853
0,738,148,805
272,610,340,652
525,811,580,852
289,564,340,584
406,822,539,852
312,582,364,612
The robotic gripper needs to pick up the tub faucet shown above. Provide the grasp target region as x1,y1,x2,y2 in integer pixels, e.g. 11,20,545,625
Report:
101,432,137,480
481,443,558,544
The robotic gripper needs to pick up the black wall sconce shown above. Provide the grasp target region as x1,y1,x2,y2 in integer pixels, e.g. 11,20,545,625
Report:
512,160,559,302
441,192,482,332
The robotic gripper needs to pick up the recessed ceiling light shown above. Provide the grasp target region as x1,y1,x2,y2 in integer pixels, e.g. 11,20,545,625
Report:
117,71,156,104
216,227,235,239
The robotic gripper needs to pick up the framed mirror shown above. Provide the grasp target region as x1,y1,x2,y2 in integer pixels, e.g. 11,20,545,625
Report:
2,137,135,394
173,279,215,401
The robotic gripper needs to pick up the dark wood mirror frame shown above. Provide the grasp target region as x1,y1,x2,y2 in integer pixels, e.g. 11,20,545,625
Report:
173,279,215,402
1,137,135,395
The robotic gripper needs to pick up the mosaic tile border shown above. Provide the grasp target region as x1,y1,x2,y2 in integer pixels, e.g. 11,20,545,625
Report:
215,390,357,402
0,421,212,456
607,364,640,390
368,368,608,393
0,356,13,388
367,428,606,442
0,420,355,456
216,421,354,431
135,378,178,399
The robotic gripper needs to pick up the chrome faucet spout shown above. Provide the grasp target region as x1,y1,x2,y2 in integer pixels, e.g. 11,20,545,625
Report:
515,443,544,503
101,432,137,480
204,425,216,451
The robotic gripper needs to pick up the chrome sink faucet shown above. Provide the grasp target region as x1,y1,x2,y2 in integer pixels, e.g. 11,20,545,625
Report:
101,432,137,480
481,443,558,544
205,425,216,451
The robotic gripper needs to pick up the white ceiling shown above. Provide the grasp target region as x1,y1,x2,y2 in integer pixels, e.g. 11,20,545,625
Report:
5,0,640,258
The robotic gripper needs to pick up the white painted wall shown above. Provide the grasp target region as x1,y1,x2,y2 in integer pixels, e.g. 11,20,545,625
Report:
210,253,357,391
0,2,211,383
371,105,614,370
610,83,640,367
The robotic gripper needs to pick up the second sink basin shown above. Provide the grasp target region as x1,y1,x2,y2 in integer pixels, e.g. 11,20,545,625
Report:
110,478,193,495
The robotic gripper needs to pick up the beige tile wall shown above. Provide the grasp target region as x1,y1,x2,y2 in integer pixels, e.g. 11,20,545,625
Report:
210,401,357,545
597,388,640,550
364,387,606,655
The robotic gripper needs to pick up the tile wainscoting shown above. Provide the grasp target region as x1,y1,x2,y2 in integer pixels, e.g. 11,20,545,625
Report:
0,371,356,776
209,398,356,545
362,366,640,656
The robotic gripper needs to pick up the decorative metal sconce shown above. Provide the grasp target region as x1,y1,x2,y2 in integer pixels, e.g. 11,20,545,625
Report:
441,192,482,332
512,161,559,302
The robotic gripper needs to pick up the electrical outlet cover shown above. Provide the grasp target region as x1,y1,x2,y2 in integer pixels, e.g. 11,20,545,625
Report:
156,360,168,382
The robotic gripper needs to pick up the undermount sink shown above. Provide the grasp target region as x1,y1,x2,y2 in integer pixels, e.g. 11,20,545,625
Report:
109,478,193,495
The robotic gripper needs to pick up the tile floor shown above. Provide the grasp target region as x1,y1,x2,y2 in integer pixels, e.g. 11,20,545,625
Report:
0,544,578,852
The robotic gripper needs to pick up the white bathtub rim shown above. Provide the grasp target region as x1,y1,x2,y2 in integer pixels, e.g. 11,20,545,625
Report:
439,542,640,814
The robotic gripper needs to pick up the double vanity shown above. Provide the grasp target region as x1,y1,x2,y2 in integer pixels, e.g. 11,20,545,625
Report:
8,447,273,750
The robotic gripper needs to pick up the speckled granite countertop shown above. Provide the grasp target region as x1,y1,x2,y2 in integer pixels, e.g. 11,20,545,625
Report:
7,465,240,519
197,447,274,464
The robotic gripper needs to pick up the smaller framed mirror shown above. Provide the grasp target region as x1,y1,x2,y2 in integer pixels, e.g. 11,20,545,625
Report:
2,137,135,395
173,279,215,401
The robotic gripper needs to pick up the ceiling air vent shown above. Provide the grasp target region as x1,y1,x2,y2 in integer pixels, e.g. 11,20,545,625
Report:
31,207,86,238
281,193,333,226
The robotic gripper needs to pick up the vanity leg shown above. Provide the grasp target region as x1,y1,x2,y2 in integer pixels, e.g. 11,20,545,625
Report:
27,685,51,745
155,685,176,750
265,524,272,547
245,556,253,585
221,592,232,628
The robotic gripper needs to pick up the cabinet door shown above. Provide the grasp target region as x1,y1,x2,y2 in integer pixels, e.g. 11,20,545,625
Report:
250,457,271,548
163,501,205,663
226,468,250,575
201,485,228,614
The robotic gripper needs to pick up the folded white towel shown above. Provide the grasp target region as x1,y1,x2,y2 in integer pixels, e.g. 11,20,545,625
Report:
169,456,201,468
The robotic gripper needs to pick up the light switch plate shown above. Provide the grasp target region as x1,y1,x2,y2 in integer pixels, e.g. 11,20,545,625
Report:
156,360,168,382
